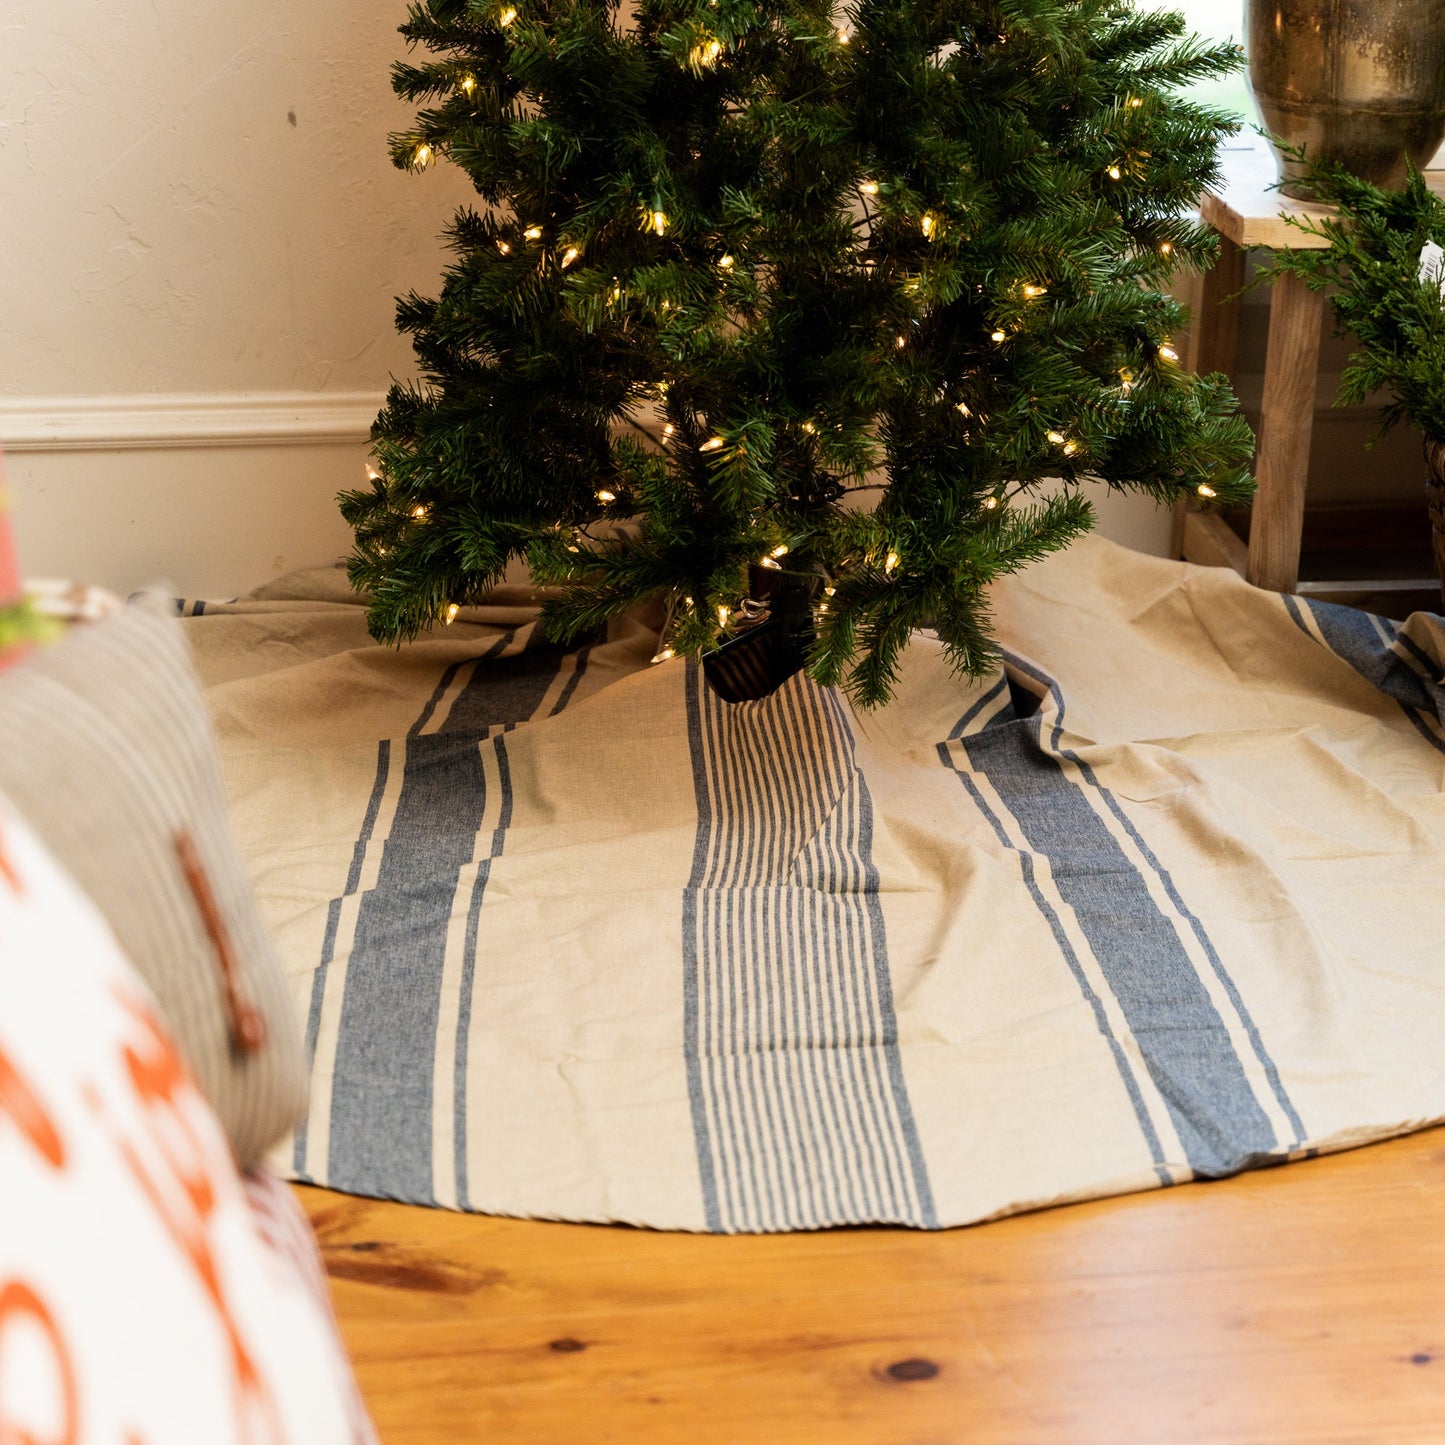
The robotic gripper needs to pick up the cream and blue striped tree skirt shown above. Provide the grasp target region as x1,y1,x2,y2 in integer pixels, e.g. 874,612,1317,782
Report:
182,538,1445,1231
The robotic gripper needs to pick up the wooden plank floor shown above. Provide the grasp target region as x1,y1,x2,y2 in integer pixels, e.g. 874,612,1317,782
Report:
299,1128,1445,1444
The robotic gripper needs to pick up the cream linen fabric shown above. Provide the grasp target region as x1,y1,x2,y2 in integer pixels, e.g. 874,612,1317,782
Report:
181,537,1445,1232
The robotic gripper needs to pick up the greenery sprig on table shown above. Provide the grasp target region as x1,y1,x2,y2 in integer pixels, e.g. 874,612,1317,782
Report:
345,0,1254,704
1268,159,1445,442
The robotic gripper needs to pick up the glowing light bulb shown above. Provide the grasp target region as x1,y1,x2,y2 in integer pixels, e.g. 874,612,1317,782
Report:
801,421,816,434
984,496,1000,510
596,489,616,502
524,225,542,240
651,210,668,236
1063,441,1079,456
1022,284,1046,298
770,544,789,558
651,646,676,664
837,28,851,43
561,246,580,267
1107,164,1122,181
499,6,517,24
663,423,675,437
1197,483,1217,499
817,602,829,613
413,143,434,169
1047,430,1065,445
1159,344,1179,363
921,212,937,240
884,551,899,573
760,555,781,569
444,603,460,625
956,401,971,416
859,180,878,195
895,334,907,348
717,604,730,626
497,239,511,254
991,329,1006,342
719,254,734,269
707,39,722,61
1130,96,1143,108
460,74,477,95
412,504,428,520
365,463,382,481
700,436,725,452
825,586,836,596
1159,241,1172,254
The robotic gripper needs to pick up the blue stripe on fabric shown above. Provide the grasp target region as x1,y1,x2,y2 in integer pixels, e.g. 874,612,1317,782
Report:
824,688,938,1227
949,674,1010,739
810,685,912,1221
548,643,594,717
682,666,934,1230
1005,650,1307,1151
324,634,573,1204
956,667,1281,1177
325,734,490,1201
935,738,1172,1184
409,659,471,738
682,660,724,1231
1282,594,1445,755
453,732,514,1211
1394,629,1441,687
760,686,863,1225
292,737,392,1181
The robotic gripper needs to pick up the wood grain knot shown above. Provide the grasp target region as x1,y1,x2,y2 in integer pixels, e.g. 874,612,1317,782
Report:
1411,1352,1433,1366
320,1241,504,1296
549,1338,587,1354
883,1358,939,1383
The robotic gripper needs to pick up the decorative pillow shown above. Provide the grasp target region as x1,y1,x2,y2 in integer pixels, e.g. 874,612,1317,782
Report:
0,592,307,1165
0,455,36,675
0,796,375,1443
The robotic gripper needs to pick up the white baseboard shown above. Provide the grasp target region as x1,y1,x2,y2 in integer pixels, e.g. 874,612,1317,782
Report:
5,437,366,597
0,391,385,452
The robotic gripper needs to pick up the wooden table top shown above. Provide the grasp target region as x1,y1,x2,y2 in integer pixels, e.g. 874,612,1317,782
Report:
301,1125,1445,1444
1201,138,1445,251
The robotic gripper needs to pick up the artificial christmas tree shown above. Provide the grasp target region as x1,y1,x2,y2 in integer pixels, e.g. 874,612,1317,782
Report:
344,0,1253,703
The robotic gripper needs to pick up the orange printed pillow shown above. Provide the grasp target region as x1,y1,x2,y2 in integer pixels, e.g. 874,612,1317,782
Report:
0,795,375,1445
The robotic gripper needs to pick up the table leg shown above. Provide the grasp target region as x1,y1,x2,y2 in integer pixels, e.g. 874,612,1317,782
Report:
1173,235,1247,560
1247,269,1325,593
1196,234,1245,382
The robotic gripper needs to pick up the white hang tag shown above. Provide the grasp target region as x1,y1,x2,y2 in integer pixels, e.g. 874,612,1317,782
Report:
1419,239,1445,293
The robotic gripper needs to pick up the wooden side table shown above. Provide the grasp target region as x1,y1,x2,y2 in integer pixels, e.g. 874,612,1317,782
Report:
1183,141,1332,592
1181,141,1442,604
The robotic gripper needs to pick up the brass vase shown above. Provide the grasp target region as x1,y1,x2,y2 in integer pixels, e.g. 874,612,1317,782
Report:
1424,436,1445,608
1245,0,1445,198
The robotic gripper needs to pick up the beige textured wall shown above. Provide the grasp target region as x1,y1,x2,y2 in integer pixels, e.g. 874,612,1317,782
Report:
0,0,473,593
0,0,476,397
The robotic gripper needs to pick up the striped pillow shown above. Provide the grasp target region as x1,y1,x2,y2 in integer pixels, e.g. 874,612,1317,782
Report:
0,594,307,1166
